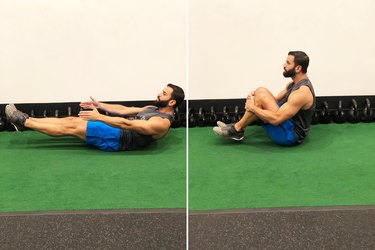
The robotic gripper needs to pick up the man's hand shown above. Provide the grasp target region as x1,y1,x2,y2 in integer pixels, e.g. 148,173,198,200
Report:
246,91,255,99
80,96,100,110
245,91,255,112
78,106,102,121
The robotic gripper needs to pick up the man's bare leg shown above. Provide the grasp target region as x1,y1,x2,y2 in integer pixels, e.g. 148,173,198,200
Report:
6,105,88,140
234,87,279,132
27,117,73,124
213,87,280,140
25,117,87,140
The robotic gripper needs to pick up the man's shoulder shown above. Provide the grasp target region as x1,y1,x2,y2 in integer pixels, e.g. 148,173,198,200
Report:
149,115,172,123
288,85,314,109
291,85,312,97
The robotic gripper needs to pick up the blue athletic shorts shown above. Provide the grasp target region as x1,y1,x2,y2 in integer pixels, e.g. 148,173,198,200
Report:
85,121,121,152
261,103,296,146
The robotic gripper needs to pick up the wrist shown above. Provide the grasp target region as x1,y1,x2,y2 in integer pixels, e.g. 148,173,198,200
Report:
251,107,257,114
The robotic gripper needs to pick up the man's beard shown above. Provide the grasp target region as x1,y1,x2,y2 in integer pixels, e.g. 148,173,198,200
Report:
283,67,296,78
153,99,170,108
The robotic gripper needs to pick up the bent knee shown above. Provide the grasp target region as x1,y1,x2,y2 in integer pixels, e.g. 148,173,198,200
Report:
254,87,274,100
254,87,271,96
253,87,277,106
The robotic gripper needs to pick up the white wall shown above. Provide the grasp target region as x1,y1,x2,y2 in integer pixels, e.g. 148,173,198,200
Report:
189,0,375,99
0,0,186,103
2,0,375,103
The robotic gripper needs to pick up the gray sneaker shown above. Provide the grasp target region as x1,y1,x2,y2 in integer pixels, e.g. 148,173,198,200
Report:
5,104,29,132
213,122,244,141
217,121,230,128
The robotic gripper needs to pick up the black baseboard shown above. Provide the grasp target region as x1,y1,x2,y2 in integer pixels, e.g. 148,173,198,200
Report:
1,96,375,130
187,96,375,126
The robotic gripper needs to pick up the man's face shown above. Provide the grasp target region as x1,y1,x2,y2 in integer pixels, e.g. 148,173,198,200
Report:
283,55,297,78
154,86,174,108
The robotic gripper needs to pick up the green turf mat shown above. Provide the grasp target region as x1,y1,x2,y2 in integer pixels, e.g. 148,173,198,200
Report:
189,123,375,210
0,128,186,212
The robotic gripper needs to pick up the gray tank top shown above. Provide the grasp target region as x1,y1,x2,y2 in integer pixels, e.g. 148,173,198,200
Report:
119,106,173,151
280,78,316,144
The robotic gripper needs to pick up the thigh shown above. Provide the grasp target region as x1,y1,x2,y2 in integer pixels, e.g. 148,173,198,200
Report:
254,87,279,111
61,117,87,140
73,119,88,140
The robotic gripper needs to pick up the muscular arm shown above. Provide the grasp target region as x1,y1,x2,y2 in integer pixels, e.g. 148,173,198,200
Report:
247,86,313,126
80,96,145,116
96,103,145,116
78,107,170,137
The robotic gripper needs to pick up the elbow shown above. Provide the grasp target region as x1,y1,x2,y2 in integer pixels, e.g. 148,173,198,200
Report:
268,120,280,126
119,119,132,130
268,116,283,126
123,122,148,135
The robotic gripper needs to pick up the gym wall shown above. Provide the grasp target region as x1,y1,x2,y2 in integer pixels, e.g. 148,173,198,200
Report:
1,0,374,103
189,0,375,99
0,0,186,103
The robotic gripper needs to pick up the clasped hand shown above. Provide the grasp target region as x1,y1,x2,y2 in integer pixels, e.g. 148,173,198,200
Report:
245,91,255,112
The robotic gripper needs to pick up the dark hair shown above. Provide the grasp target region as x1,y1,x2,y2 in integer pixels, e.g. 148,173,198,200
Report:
288,51,309,73
167,83,185,108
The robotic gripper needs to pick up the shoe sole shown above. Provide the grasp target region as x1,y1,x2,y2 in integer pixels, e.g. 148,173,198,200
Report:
213,127,244,141
230,136,244,141
10,122,21,132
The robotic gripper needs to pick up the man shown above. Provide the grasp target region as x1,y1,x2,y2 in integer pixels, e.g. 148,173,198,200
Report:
5,83,184,151
214,51,315,145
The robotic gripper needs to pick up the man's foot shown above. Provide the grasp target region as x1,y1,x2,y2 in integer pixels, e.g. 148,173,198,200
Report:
5,104,29,132
213,122,244,141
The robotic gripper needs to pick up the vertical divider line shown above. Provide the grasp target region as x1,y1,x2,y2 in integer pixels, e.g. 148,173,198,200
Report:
185,0,189,248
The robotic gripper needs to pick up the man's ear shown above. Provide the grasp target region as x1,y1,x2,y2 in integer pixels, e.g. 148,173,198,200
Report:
295,65,302,73
169,99,176,107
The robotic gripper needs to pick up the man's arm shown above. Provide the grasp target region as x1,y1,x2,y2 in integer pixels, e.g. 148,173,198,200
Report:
246,86,313,126
78,107,170,137
80,96,145,116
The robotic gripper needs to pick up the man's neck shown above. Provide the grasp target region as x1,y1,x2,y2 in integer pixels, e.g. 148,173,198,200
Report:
292,73,308,84
157,106,174,115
